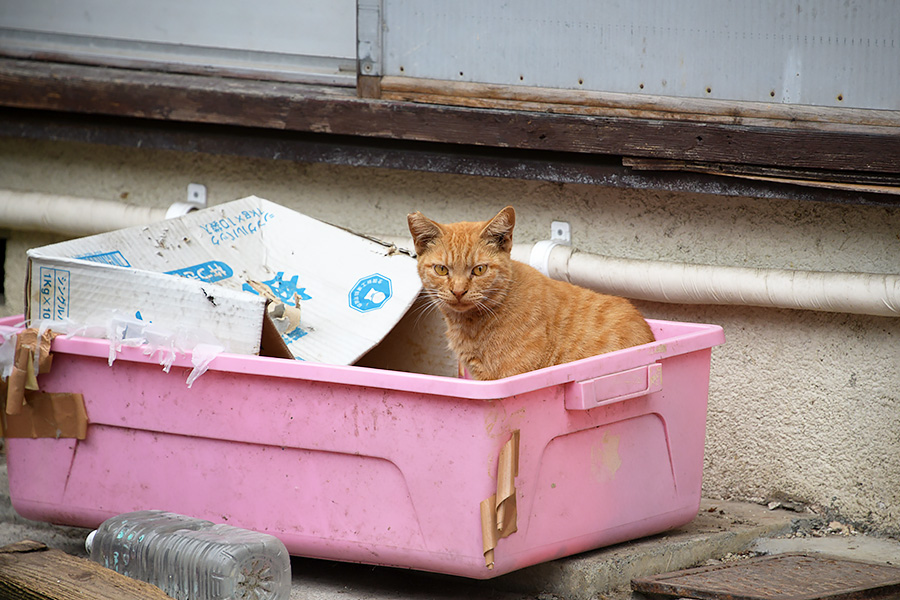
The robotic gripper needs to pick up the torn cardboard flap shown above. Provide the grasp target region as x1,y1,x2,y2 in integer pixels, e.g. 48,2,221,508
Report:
248,280,303,337
481,430,520,569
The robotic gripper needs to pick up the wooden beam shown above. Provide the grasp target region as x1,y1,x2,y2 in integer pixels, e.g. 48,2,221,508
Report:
380,76,900,130
623,158,900,194
7,108,896,206
0,540,172,600
624,158,900,196
357,75,383,99
0,59,898,174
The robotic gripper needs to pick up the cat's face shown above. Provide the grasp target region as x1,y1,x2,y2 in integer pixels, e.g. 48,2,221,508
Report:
408,207,516,315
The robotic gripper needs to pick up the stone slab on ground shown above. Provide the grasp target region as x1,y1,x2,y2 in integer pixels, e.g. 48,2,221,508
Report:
753,533,900,566
485,499,809,600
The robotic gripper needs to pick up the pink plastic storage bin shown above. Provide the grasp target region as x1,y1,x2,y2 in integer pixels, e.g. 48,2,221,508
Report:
3,315,723,579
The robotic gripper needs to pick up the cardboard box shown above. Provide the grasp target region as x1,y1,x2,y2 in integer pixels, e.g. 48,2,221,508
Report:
25,197,421,364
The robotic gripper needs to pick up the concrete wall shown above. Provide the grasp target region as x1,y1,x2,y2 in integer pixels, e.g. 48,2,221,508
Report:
2,136,898,535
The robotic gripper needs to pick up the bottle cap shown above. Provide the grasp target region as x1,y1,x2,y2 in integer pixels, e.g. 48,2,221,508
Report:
85,530,97,554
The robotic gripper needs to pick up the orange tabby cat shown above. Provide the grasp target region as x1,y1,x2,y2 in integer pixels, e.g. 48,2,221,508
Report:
407,206,655,380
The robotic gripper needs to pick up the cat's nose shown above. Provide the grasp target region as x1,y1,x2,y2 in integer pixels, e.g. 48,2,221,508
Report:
452,289,467,300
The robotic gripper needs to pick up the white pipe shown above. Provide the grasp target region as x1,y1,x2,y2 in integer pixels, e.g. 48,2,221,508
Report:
515,241,900,318
381,235,899,318
0,191,170,236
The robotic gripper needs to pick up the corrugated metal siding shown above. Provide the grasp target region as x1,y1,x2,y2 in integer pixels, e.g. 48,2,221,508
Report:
381,0,899,110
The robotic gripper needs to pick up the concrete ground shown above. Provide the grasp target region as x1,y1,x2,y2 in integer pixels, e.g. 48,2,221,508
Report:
2,453,899,600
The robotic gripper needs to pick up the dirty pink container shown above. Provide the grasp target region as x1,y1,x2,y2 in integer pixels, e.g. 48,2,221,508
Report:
3,315,723,578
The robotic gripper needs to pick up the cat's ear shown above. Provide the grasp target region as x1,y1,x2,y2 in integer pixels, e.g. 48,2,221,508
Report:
407,211,444,256
481,206,516,253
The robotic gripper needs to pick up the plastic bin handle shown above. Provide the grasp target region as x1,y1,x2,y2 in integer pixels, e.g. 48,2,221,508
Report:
565,363,662,411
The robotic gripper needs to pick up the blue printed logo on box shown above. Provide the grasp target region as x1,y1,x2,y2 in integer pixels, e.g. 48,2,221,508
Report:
199,208,275,246
75,250,131,267
349,274,392,313
39,266,70,320
166,261,234,283
242,271,312,304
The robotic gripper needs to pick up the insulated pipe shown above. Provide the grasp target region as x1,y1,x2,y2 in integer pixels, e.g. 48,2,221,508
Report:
381,235,899,318
515,241,900,318
0,191,172,237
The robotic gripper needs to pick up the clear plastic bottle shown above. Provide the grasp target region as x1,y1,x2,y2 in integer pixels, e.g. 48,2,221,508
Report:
85,510,291,600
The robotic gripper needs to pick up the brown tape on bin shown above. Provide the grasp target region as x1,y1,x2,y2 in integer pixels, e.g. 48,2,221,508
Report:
6,328,57,415
2,391,87,439
481,430,520,569
1,328,85,439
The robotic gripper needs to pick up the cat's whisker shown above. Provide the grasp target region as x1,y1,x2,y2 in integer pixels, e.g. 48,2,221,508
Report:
413,296,439,313
476,284,507,313
474,301,496,319
409,290,446,327
417,302,443,324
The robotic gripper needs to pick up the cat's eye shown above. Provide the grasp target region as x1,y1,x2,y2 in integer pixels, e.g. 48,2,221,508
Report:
472,264,487,276
433,264,449,276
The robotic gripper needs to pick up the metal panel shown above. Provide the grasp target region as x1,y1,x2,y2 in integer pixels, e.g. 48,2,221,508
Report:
0,0,357,85
632,552,900,600
358,0,384,77
381,0,899,110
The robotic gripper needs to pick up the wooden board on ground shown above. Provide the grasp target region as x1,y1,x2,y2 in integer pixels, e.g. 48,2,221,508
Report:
0,540,171,600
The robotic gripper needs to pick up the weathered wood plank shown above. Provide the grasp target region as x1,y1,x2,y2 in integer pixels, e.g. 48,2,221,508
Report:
380,89,900,135
710,173,900,196
626,159,900,196
357,75,383,99
0,540,171,600
0,59,898,174
623,157,900,187
380,76,900,129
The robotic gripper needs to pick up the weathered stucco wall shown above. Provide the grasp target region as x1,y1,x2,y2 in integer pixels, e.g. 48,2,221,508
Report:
1,137,898,535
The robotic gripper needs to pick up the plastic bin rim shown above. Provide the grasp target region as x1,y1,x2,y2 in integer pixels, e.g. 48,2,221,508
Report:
1,315,723,401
